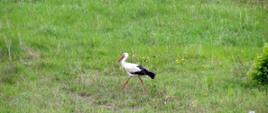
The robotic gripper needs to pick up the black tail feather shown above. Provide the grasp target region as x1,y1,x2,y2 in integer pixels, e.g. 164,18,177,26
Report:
146,71,155,79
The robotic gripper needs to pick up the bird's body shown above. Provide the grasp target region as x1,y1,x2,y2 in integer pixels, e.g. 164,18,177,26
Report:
119,53,155,79
118,52,156,94
121,62,140,76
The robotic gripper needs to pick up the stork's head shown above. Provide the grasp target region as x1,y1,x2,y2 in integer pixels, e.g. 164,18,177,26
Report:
118,52,128,62
123,52,128,57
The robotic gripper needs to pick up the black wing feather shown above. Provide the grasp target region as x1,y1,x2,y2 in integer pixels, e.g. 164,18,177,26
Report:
130,65,156,79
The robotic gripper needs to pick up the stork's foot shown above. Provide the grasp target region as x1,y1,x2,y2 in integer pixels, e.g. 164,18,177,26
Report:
122,86,128,93
143,90,148,95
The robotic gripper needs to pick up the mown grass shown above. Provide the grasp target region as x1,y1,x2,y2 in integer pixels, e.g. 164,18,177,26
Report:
0,0,268,112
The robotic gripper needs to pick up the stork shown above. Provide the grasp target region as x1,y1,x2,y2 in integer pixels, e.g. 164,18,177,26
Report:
118,52,156,94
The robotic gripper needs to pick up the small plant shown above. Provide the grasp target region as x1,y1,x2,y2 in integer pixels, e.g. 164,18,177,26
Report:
248,44,268,84
175,58,185,64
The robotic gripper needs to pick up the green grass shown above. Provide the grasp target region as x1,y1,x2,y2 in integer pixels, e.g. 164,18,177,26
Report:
0,0,268,112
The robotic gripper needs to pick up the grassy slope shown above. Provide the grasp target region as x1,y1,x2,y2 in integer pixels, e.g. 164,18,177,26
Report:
0,0,267,112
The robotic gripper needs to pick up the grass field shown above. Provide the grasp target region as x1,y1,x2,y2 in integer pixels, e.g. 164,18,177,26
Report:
0,0,268,112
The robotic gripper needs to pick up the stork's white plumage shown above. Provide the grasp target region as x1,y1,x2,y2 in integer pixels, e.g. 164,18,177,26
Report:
118,52,155,94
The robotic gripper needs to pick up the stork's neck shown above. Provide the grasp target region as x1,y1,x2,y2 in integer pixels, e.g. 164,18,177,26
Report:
120,55,128,65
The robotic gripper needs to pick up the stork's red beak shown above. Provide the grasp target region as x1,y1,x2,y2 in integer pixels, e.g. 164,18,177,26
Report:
118,55,124,62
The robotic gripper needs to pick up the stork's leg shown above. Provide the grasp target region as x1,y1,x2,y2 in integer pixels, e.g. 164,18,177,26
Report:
138,76,148,95
123,77,131,92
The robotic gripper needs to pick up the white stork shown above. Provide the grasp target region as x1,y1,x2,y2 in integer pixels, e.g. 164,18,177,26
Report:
118,52,155,94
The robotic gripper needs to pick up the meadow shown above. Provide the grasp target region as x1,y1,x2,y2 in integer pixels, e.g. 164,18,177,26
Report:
0,0,268,112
